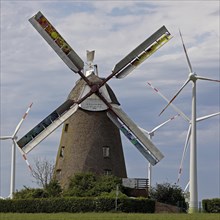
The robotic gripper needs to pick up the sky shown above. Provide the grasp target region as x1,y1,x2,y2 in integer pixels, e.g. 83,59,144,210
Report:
0,0,219,202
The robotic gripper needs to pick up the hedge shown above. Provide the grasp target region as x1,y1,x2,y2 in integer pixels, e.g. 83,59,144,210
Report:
202,198,220,213
0,197,155,213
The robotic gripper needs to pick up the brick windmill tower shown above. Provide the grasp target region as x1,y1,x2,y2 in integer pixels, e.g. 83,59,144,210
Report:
17,12,171,188
54,58,127,187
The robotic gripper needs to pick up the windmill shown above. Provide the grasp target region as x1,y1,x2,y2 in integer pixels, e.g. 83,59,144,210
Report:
0,103,33,199
159,31,220,213
140,113,180,191
147,81,220,185
16,11,172,188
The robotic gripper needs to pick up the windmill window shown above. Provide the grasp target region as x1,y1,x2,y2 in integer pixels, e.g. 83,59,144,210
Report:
103,146,110,158
64,123,69,132
60,146,65,157
104,169,112,176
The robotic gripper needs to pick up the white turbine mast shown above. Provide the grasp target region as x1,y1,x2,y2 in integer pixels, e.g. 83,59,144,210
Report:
139,113,180,191
0,103,33,199
158,30,220,213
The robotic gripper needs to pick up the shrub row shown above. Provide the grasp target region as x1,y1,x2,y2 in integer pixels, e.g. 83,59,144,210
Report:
202,198,220,213
0,197,155,213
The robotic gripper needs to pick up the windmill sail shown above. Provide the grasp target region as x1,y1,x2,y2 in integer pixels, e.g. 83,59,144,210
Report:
112,25,172,79
17,100,78,154
107,112,158,165
29,11,84,73
107,105,164,165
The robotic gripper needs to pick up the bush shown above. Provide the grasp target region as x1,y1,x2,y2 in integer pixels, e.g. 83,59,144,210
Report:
13,187,49,199
93,175,122,196
13,180,62,199
202,198,220,213
95,197,116,212
64,173,122,197
45,179,62,197
150,182,187,210
99,190,127,199
119,198,155,213
64,173,97,197
0,197,155,213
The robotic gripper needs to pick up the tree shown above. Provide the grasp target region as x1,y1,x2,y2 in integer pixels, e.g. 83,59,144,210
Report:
31,157,55,188
150,182,187,210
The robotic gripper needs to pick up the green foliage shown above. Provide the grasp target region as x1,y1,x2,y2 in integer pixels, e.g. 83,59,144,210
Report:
95,197,116,212
93,175,122,195
99,190,127,198
65,173,97,197
45,179,62,198
13,180,62,199
13,187,49,199
202,198,220,213
14,173,124,199
0,197,155,213
150,182,187,210
64,173,122,197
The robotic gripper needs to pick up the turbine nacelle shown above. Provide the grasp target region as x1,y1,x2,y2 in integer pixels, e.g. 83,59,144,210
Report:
189,72,197,81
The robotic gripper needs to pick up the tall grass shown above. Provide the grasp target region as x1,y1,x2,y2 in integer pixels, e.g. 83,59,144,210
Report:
0,213,219,220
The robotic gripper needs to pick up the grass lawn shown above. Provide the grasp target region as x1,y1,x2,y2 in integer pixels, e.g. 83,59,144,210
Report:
0,213,219,220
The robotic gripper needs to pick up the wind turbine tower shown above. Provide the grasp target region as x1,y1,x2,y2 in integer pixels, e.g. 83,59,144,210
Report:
160,31,220,213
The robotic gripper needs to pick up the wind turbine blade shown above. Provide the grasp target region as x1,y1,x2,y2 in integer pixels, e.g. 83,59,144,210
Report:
146,82,190,122
159,78,190,116
12,102,33,138
177,125,191,183
0,136,13,140
196,112,220,122
108,104,164,164
184,181,190,192
150,114,180,134
179,30,193,73
196,75,220,83
15,142,32,172
17,100,78,154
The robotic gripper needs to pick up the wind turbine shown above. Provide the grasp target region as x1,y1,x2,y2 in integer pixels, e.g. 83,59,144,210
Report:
0,103,33,199
159,31,220,213
140,113,180,191
147,82,220,185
